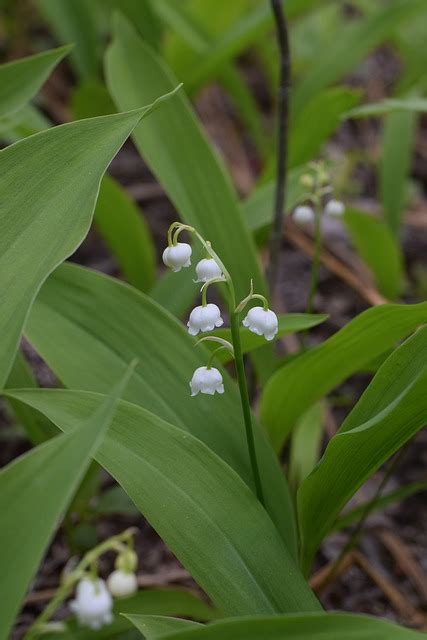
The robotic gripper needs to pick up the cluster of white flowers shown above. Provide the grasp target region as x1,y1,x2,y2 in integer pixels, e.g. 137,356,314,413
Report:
69,550,138,629
162,233,278,396
293,198,345,226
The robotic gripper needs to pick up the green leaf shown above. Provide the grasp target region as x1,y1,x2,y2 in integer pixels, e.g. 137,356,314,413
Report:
292,0,427,112
0,94,174,388
126,615,199,640
288,403,323,495
95,176,156,292
25,263,298,556
298,327,427,573
205,314,328,364
260,303,427,452
5,350,56,445
379,110,417,236
96,484,139,515
105,0,163,51
36,0,101,80
0,363,134,640
126,612,427,640
6,388,320,616
345,96,427,118
289,88,360,167
70,80,117,120
0,46,71,119
105,13,266,300
333,481,427,532
343,209,404,300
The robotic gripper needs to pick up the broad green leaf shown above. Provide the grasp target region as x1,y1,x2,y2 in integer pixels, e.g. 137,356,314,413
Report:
71,81,116,120
5,350,56,445
289,88,360,167
126,615,199,639
128,612,426,640
298,328,427,573
288,403,323,495
0,95,174,388
243,166,308,232
260,303,427,452
206,314,328,364
95,176,156,292
334,481,427,532
104,0,163,50
0,46,71,119
0,104,50,143
0,365,133,640
380,110,417,236
25,263,298,556
7,388,320,616
345,96,427,118
292,0,427,112
105,13,266,300
344,209,403,300
36,0,101,80
96,484,139,515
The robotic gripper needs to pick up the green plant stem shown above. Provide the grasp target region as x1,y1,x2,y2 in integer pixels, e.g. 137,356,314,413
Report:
230,311,265,507
25,528,136,639
306,208,322,314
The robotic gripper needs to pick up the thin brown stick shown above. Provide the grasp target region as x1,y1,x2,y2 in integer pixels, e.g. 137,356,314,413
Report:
378,529,427,604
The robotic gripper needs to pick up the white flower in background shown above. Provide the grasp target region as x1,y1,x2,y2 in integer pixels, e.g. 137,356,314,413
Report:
162,242,192,272
190,366,224,396
107,570,138,598
69,578,113,630
187,303,224,335
195,258,223,282
293,205,315,225
325,199,345,217
242,307,278,341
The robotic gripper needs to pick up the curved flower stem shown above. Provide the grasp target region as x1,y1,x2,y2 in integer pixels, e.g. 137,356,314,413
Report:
306,205,322,314
25,528,136,639
230,310,265,507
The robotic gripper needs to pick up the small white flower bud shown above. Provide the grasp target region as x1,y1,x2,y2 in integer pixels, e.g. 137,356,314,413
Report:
190,366,224,396
162,242,192,272
107,570,138,598
187,303,224,336
69,578,113,630
325,199,345,217
242,307,278,341
293,205,315,225
195,258,223,283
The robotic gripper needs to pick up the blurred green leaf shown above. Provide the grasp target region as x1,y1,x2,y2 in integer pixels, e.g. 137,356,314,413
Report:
379,110,417,236
96,484,139,515
344,209,404,300
104,0,163,51
0,46,71,118
345,96,427,118
0,104,164,388
260,303,427,452
71,81,116,119
127,612,427,640
36,0,101,80
289,87,361,167
125,615,199,639
298,327,427,573
25,263,298,557
0,364,133,640
7,387,320,616
95,176,156,292
292,0,427,112
106,14,265,300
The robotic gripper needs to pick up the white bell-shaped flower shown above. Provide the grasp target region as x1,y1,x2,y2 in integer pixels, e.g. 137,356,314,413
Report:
162,242,192,272
242,306,278,341
107,570,138,598
69,578,113,630
325,199,345,217
187,303,224,335
293,205,315,225
195,258,223,283
190,366,224,396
